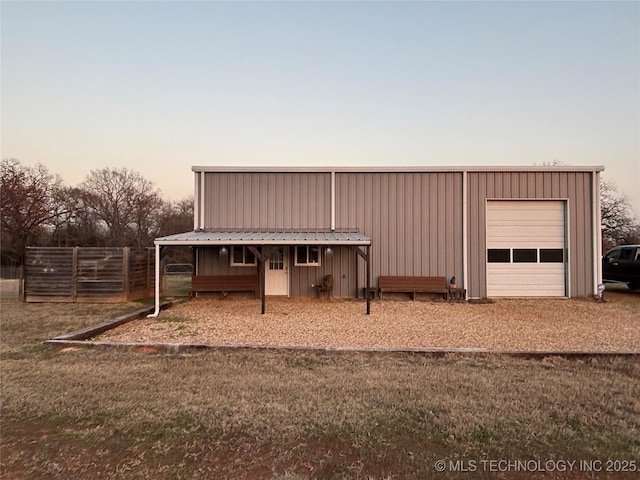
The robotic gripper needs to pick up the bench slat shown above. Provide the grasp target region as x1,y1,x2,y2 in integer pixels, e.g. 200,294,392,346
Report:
378,276,448,300
191,275,258,297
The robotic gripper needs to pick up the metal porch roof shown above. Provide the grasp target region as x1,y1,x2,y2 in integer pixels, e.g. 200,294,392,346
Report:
154,229,371,246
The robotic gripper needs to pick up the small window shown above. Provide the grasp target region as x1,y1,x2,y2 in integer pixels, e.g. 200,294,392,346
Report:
295,246,321,266
619,248,633,260
605,250,621,262
230,246,257,266
540,248,564,263
513,249,538,263
488,249,510,263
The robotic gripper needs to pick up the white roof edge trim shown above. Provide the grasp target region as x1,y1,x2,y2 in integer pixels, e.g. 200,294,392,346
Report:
155,240,371,246
192,165,605,173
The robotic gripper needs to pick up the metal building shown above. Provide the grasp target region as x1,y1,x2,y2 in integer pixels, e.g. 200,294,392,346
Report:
151,166,603,311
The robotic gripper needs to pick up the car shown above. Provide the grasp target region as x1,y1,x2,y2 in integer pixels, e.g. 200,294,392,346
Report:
602,244,640,290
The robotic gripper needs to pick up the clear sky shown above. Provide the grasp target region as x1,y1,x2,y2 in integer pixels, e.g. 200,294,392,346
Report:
2,1,639,213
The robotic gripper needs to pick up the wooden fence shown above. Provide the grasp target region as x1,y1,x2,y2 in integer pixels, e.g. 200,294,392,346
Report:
24,247,154,303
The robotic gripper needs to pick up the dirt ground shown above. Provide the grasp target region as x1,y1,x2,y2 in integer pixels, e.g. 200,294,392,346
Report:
98,284,640,352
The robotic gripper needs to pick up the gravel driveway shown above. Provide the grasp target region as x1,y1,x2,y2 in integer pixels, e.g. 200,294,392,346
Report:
99,288,640,352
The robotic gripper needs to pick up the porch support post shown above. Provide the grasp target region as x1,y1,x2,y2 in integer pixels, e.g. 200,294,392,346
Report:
354,245,371,315
248,246,275,315
366,245,371,315
259,257,266,314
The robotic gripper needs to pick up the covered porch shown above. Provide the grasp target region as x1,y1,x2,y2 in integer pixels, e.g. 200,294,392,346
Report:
147,229,372,316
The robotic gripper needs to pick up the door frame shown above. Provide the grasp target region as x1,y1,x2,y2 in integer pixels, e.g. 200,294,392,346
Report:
265,247,289,296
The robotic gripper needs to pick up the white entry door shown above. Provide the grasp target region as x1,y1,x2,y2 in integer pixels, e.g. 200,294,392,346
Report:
266,248,289,296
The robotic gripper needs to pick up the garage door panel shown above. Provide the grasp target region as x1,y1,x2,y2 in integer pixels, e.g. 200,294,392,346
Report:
486,201,566,297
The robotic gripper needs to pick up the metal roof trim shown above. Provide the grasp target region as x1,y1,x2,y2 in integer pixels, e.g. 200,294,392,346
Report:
192,165,605,174
154,230,371,246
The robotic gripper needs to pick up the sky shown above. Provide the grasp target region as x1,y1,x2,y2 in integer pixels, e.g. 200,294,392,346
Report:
2,1,639,213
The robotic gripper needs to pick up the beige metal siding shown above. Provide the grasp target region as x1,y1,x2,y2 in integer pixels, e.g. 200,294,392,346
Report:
290,246,356,297
468,171,595,298
203,172,331,230
335,172,464,293
196,247,259,276
196,246,356,298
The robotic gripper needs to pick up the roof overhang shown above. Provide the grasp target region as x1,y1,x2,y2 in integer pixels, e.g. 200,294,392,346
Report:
192,165,605,174
154,229,371,246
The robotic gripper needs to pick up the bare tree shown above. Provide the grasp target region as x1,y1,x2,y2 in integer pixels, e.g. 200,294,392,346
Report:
155,197,194,265
1,159,67,266
156,197,194,237
600,179,638,250
80,168,163,247
49,186,105,247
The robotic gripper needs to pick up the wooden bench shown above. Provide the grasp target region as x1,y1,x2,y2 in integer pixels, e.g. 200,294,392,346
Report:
191,275,258,298
378,276,448,300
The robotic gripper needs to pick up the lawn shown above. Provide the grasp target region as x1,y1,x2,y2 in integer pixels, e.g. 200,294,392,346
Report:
1,295,639,479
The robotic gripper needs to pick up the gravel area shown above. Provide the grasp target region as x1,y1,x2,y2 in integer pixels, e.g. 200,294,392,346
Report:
98,292,640,352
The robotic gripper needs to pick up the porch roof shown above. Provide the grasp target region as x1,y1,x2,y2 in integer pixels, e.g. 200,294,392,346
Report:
154,229,371,246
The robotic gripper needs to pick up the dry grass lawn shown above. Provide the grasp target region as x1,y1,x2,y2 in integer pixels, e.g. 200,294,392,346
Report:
98,287,640,352
1,285,639,479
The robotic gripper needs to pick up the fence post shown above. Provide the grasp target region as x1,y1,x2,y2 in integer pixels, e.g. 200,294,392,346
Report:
123,247,130,301
72,247,78,302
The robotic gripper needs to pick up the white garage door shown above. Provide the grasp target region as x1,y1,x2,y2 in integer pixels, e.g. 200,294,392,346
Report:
486,201,566,297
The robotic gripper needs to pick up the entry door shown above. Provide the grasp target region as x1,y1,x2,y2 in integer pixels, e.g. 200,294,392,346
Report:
266,248,289,296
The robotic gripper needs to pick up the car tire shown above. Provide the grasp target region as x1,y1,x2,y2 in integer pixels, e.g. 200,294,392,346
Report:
628,282,640,291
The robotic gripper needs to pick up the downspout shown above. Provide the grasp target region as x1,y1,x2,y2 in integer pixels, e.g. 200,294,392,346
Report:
147,243,161,317
462,171,468,298
331,170,336,231
593,171,602,296
194,172,200,231
200,171,206,230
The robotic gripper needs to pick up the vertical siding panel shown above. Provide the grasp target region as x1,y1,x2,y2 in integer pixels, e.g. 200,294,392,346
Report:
307,174,314,228
302,174,310,229
468,172,481,298
403,175,411,274
453,173,463,286
493,172,502,197
267,174,276,228
586,172,595,296
386,174,395,275
351,174,358,228
340,174,349,228
431,173,446,276
577,172,592,297
251,173,258,228
243,174,250,227
478,173,488,298
293,174,302,228
447,173,455,277
428,175,438,275
568,173,578,296
420,174,429,276
502,171,510,197
535,172,544,197
543,172,552,197
216,175,224,227
203,173,212,228
487,173,495,199
412,174,422,275
380,174,390,275
324,173,331,227
283,174,292,227
275,174,283,227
